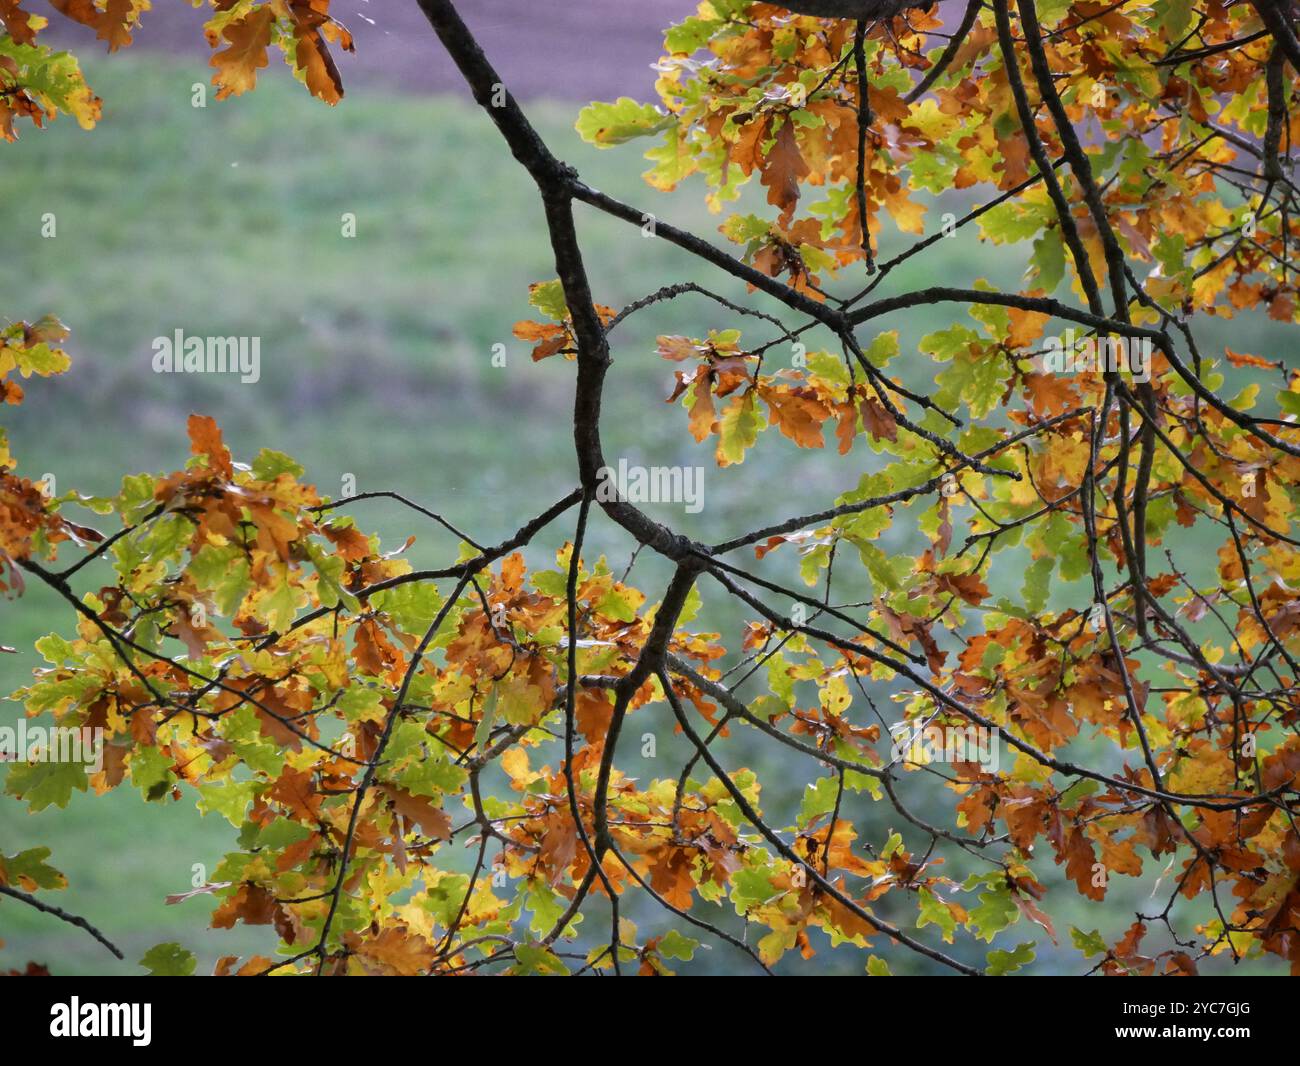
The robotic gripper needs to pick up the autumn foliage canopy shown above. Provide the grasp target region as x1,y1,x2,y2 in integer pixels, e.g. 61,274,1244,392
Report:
4,0,1300,976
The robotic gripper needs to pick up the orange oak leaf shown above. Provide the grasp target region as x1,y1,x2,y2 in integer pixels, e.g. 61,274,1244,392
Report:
759,385,827,448
859,396,898,442
293,28,344,105
380,785,452,841
210,6,275,101
187,413,234,480
1061,827,1106,901
761,120,810,223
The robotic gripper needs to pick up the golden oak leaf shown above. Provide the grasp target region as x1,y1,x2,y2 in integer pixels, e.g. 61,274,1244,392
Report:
882,182,926,236
348,925,436,976
211,7,275,101
821,886,876,944
687,370,717,442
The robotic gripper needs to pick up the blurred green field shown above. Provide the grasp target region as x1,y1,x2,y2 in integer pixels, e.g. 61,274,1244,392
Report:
1,51,1289,975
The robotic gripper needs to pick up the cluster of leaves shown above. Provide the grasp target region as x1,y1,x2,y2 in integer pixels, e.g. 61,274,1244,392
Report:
0,318,100,596
578,0,1300,317
0,0,348,140
561,0,1300,974
6,0,1300,976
